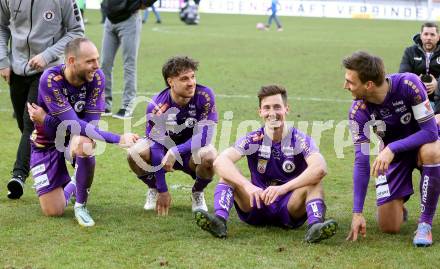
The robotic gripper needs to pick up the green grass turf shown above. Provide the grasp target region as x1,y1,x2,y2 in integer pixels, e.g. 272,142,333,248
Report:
1,10,439,268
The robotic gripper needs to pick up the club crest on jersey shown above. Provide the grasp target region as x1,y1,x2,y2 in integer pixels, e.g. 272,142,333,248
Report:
400,112,412,124
74,101,86,112
43,10,55,22
185,117,197,128
257,159,267,174
282,160,295,173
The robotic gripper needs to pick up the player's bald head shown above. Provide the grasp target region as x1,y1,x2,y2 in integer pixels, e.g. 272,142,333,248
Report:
64,37,97,59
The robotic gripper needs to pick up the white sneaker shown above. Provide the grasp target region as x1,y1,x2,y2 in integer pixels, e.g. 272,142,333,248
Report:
144,188,158,211
74,204,95,227
192,191,208,212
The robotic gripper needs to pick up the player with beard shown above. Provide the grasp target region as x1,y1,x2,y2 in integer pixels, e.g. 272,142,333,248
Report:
127,56,217,216
27,38,139,227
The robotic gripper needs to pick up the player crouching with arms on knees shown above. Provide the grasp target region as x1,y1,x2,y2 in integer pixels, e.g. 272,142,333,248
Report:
343,51,440,247
27,38,138,227
194,85,338,243
127,56,218,216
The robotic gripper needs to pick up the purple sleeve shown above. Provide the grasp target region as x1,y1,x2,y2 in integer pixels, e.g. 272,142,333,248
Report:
40,72,73,116
352,144,370,213
233,132,261,157
173,120,216,155
150,142,167,193
145,101,155,137
293,129,319,158
42,113,61,137
388,75,437,153
56,109,120,144
199,87,218,123
349,102,371,213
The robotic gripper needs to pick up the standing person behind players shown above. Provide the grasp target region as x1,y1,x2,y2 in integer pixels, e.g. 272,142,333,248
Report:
399,22,440,113
344,51,440,247
100,0,156,119
194,85,337,243
127,56,217,216
27,38,138,227
0,0,84,200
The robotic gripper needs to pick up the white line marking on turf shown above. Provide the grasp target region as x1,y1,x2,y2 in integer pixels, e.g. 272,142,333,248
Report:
112,91,352,103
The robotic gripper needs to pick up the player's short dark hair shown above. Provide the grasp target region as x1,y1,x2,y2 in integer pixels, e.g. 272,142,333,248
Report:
421,22,439,33
257,85,288,107
64,37,93,58
342,51,385,86
162,56,199,86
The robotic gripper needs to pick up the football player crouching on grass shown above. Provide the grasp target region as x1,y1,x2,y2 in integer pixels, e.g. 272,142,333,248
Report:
194,85,338,243
27,38,139,227
343,51,440,247
127,56,218,216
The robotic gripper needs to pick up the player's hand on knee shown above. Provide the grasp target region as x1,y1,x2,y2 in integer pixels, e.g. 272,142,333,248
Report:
27,102,46,124
156,191,171,216
261,185,287,205
161,149,176,172
371,147,394,177
119,133,140,148
346,213,367,241
245,184,263,209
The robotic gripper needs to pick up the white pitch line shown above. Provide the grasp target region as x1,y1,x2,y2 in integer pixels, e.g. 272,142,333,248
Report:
111,91,352,103
0,92,352,115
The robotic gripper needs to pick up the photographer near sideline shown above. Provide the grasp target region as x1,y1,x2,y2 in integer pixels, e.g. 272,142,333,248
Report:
399,22,440,114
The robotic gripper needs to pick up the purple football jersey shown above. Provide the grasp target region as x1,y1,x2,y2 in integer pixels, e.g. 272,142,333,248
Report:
31,65,105,148
349,73,434,146
146,84,218,146
234,126,319,189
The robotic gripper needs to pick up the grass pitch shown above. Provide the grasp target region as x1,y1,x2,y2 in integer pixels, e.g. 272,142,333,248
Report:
1,10,439,269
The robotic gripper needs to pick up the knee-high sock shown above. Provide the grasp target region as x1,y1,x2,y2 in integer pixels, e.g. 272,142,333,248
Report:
75,156,95,205
192,176,212,193
138,173,156,189
63,181,76,207
213,183,234,221
306,198,326,226
419,165,440,226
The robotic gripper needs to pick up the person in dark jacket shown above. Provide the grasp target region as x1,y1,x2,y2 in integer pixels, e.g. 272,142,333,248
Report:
399,22,440,113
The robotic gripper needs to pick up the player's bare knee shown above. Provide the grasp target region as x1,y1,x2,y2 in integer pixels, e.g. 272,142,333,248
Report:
72,136,95,157
419,141,440,164
199,146,217,167
379,221,401,234
42,205,65,217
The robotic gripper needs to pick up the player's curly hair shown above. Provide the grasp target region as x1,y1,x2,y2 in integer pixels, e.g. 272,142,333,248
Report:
258,85,287,107
162,56,199,86
342,51,385,86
